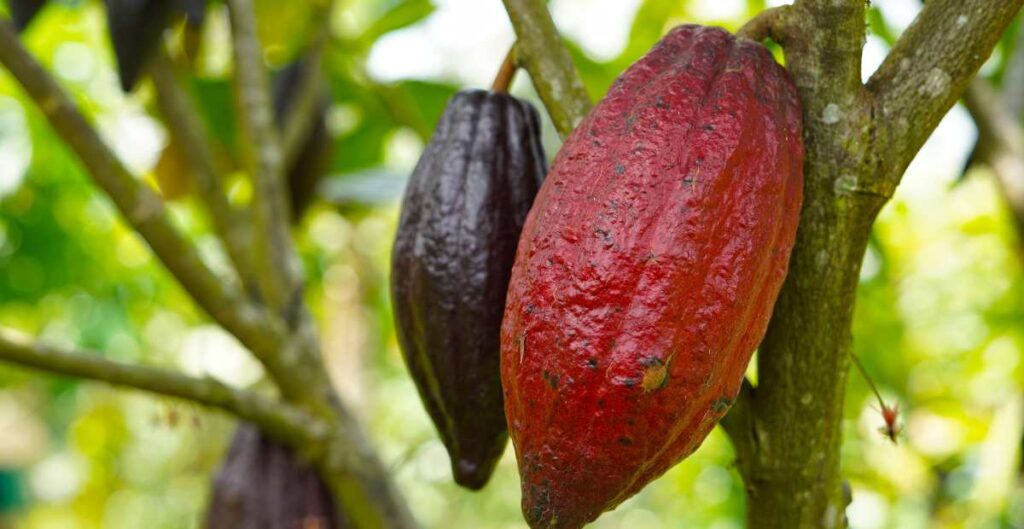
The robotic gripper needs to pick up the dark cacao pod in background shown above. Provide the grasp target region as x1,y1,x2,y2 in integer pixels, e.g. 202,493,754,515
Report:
104,0,177,91
391,89,547,490
501,25,804,528
179,0,206,27
9,0,48,31
272,58,333,221
205,424,345,529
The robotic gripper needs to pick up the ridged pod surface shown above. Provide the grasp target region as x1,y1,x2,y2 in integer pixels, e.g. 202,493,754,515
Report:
205,425,344,529
500,25,804,528
391,89,547,489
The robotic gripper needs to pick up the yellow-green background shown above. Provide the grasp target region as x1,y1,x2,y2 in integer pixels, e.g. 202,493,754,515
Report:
0,0,1020,528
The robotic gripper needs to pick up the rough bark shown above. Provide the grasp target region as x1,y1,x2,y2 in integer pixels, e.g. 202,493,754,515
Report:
725,1,1023,528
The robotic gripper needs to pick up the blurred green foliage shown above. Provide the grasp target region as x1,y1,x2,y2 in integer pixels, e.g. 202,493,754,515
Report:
0,1,1021,528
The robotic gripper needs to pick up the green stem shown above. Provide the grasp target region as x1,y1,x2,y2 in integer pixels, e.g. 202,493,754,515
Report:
0,328,316,442
500,0,592,137
149,52,260,298
227,0,304,315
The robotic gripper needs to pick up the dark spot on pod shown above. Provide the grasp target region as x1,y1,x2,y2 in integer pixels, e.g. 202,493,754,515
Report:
655,97,670,109
614,164,626,175
527,483,552,526
586,358,598,369
640,357,665,368
543,370,560,389
618,436,634,446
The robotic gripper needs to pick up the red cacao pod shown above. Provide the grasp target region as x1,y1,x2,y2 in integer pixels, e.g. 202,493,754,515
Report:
500,25,804,528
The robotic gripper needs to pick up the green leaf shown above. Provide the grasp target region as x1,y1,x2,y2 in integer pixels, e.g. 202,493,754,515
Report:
867,7,897,47
616,0,690,66
187,77,239,160
330,114,395,172
563,39,619,100
360,0,435,44
388,79,458,139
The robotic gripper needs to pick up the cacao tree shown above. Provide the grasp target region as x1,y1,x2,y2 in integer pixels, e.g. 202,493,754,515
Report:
0,0,1021,528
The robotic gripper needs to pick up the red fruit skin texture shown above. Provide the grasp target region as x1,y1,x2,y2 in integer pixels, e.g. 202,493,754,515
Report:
500,25,804,529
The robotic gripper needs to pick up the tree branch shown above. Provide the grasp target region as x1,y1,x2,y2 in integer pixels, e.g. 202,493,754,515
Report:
867,0,1024,184
738,2,872,527
501,0,592,138
963,79,1024,241
719,380,756,475
1,13,418,529
737,6,788,42
281,5,332,173
0,327,316,442
0,325,417,528
1001,19,1024,119
0,19,316,403
227,0,304,317
737,2,1022,528
149,52,259,297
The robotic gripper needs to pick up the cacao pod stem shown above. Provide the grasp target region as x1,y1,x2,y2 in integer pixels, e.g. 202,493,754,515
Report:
491,45,519,93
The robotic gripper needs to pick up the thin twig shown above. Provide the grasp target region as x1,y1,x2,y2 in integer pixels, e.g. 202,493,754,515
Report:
491,44,519,93
848,352,886,412
500,0,592,137
0,327,317,441
227,0,304,317
281,1,333,173
149,52,259,297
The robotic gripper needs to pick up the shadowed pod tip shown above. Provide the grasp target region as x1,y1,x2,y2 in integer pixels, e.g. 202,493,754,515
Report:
452,456,501,491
